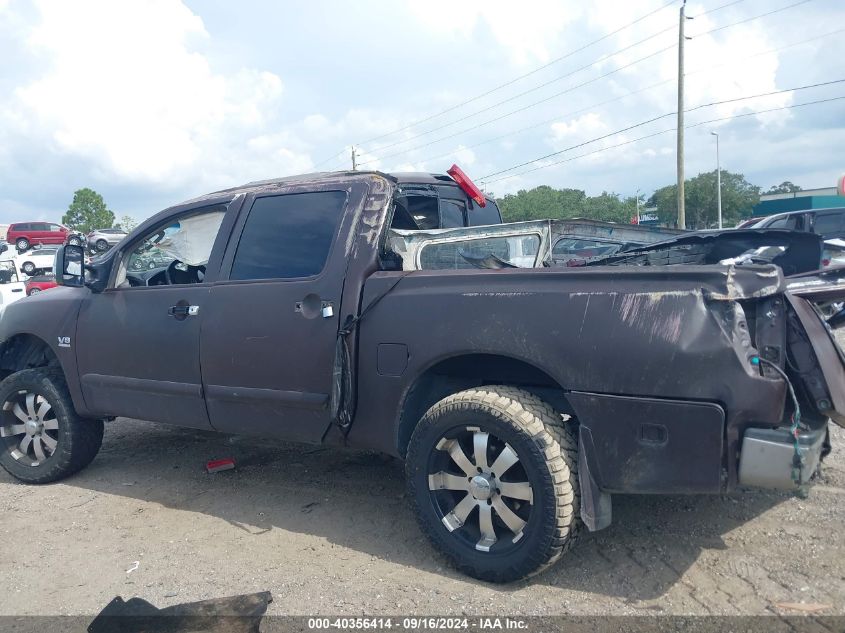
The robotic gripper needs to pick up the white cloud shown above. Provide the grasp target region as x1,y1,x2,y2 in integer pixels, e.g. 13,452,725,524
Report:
406,0,583,65
4,0,307,190
550,112,608,141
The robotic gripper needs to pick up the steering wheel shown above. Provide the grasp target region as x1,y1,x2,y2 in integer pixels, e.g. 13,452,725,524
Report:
165,260,206,285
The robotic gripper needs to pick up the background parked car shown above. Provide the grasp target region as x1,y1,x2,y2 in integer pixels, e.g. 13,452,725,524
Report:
87,228,127,252
25,274,58,295
2,246,58,276
741,207,845,240
6,222,74,252
128,249,170,270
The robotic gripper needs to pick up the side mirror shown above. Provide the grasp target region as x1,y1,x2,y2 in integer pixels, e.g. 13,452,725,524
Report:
0,244,7,255
54,244,85,288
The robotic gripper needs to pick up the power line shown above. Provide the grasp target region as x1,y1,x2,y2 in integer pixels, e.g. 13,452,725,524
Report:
481,80,844,180
360,0,814,166
360,35,678,160
693,0,749,17
312,148,347,170
693,0,812,36
482,95,845,185
408,78,677,166
324,26,843,174
356,0,681,147
358,43,676,166
400,24,845,168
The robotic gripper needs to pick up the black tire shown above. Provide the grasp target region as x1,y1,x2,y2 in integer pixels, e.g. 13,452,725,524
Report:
28,288,41,295
406,385,580,583
68,236,82,247
21,261,35,275
15,238,29,252
95,239,109,252
0,368,103,484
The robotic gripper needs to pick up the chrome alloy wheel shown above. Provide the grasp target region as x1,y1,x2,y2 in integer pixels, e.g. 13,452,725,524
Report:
427,426,533,553
0,390,59,467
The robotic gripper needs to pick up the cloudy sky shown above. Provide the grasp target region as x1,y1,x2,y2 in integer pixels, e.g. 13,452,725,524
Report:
0,0,843,224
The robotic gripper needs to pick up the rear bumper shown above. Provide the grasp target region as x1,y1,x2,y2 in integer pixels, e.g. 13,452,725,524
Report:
738,423,827,489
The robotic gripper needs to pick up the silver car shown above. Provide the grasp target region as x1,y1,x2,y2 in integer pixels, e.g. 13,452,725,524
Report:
87,228,127,252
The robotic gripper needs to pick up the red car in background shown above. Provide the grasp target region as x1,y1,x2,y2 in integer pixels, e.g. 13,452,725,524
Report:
25,274,58,295
6,222,82,251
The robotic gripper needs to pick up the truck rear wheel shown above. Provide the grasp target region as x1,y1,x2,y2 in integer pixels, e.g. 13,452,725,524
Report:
0,368,103,484
406,385,580,583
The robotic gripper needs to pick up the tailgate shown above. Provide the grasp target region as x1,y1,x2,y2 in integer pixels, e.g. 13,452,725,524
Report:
785,292,845,427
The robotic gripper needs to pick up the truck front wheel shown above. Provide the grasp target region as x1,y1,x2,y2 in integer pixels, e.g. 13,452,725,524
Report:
0,368,103,484
406,385,580,583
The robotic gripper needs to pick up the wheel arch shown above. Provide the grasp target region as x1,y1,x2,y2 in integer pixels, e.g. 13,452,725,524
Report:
0,333,63,382
395,352,573,457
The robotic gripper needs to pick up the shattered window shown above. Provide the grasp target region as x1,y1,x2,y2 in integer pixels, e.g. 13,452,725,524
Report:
418,235,540,269
125,206,226,274
552,238,620,259
407,195,440,230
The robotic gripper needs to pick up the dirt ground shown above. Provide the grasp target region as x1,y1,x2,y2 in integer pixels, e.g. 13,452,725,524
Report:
1,337,844,618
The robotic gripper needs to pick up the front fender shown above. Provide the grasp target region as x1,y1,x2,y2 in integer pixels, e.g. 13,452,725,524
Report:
0,286,90,415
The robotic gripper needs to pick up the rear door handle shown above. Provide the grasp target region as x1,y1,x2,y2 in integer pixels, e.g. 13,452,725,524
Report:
168,305,199,317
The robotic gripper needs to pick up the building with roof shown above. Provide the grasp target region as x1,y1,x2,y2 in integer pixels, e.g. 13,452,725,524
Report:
753,186,845,217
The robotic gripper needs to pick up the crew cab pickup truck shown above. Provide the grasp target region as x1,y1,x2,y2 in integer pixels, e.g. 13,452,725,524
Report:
1,169,843,583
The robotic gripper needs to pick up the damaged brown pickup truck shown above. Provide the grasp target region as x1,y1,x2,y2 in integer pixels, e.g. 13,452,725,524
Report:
1,170,843,583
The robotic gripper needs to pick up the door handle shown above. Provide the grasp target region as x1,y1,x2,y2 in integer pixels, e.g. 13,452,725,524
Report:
168,305,199,317
294,297,334,319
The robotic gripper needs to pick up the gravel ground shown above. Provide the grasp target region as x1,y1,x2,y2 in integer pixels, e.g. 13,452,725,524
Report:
1,334,844,618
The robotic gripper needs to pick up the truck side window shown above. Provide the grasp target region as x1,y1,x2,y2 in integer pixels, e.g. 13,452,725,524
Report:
814,212,843,237
230,190,346,280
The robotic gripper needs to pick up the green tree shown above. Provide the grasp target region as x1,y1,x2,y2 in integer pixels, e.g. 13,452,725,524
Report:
582,192,638,223
496,186,586,222
650,170,760,229
62,188,115,233
117,214,137,232
496,186,642,223
765,181,802,194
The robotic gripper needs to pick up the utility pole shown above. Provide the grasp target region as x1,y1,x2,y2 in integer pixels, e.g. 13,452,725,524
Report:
711,131,722,229
636,187,641,223
676,0,689,229
351,146,357,171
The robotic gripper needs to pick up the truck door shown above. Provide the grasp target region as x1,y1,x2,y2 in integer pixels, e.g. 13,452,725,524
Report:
75,201,235,429
200,184,363,443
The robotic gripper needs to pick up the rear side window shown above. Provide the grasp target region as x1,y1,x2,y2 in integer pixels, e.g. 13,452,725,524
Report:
765,216,791,229
814,212,843,237
468,200,502,226
230,191,346,280
12,223,28,231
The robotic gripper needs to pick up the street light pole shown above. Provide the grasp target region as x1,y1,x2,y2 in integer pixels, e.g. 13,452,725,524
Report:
711,131,722,229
